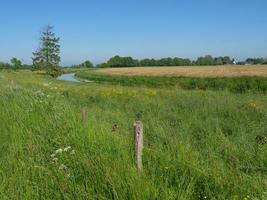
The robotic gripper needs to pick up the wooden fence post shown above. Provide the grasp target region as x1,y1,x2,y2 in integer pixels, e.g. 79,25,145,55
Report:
134,121,143,171
80,107,88,125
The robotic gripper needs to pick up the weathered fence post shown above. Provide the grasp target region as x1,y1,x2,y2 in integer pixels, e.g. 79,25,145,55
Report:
134,121,143,171
80,107,88,125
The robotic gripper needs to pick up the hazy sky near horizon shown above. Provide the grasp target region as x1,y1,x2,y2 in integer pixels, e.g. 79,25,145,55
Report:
0,0,267,65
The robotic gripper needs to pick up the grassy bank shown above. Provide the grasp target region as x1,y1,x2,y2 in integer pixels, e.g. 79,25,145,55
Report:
0,70,266,199
76,70,267,93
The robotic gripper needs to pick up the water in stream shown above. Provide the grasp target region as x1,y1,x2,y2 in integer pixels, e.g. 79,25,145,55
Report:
57,73,80,82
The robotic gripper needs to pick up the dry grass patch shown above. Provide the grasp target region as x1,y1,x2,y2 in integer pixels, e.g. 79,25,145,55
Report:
98,65,267,77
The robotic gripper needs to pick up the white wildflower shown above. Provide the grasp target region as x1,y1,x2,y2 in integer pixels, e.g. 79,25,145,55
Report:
64,146,71,152
35,90,45,96
50,153,56,157
70,150,75,155
55,148,63,154
52,157,58,162
59,164,67,170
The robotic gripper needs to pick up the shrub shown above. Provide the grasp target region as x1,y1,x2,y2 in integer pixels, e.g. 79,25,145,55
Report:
46,66,63,78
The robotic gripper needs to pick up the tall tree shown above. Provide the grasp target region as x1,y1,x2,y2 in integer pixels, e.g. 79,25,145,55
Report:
32,25,61,71
222,56,232,65
106,55,138,67
10,57,22,70
82,60,94,68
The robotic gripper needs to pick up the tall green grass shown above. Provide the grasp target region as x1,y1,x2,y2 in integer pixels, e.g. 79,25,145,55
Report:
76,70,267,93
0,71,266,199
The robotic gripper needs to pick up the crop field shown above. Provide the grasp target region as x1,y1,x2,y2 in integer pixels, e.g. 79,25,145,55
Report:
98,65,267,77
0,70,266,199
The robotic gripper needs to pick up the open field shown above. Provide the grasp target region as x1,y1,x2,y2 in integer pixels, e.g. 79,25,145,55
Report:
0,70,266,199
98,65,267,77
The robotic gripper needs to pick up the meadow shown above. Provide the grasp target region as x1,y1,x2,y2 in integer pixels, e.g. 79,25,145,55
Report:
0,70,266,199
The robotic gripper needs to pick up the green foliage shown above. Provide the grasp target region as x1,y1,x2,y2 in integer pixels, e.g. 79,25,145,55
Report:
0,61,32,70
195,55,214,65
46,66,63,78
246,58,267,65
83,60,94,68
139,57,192,66
10,57,22,70
32,25,61,75
96,62,109,68
97,55,238,67
23,64,33,69
76,70,267,94
222,56,233,65
195,55,234,66
237,61,246,65
106,55,139,67
0,62,11,69
70,60,94,68
0,71,266,199
214,57,223,65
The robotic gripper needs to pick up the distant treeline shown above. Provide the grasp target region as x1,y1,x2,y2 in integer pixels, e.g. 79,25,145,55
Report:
69,60,94,68
96,55,267,68
1,56,267,70
245,58,267,65
0,60,31,70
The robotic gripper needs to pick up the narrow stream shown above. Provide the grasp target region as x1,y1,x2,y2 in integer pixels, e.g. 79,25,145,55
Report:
57,73,80,82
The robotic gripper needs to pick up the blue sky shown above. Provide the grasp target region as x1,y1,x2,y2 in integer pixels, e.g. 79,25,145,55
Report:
0,0,267,65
